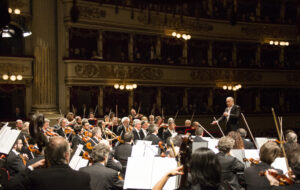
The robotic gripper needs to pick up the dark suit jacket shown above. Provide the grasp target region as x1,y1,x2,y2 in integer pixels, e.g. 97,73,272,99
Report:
218,104,241,132
243,138,255,149
271,183,300,190
245,162,283,190
144,134,161,145
162,129,172,142
71,134,84,149
217,152,245,190
114,143,132,164
139,129,147,140
7,151,26,177
80,163,123,190
132,128,141,142
7,164,91,190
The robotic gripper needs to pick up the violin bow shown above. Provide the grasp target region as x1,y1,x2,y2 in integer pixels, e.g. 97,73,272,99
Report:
94,105,98,117
137,103,141,115
72,104,76,115
241,113,259,149
278,116,284,141
271,108,290,171
83,105,86,118
116,104,118,118
199,122,215,139
23,135,34,159
59,109,63,118
213,116,225,137
174,110,179,122
190,111,195,122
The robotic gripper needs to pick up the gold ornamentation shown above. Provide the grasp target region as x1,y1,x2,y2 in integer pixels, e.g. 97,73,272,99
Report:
74,64,163,80
190,70,262,82
78,6,106,20
0,63,29,73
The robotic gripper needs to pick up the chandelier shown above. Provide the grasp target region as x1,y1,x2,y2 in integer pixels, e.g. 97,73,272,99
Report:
171,32,191,40
222,84,242,91
114,83,137,90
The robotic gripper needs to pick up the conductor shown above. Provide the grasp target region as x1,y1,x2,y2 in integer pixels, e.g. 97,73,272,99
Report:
211,97,241,132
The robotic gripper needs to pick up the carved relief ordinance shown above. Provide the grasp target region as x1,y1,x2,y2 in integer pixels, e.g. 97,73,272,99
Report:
74,64,163,80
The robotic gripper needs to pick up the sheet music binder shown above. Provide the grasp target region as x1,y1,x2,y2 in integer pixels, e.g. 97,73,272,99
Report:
0,124,21,155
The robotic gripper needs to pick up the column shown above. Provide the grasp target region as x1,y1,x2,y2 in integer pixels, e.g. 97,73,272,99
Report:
232,43,237,67
233,0,237,13
128,33,134,61
280,47,285,67
255,89,261,112
25,82,33,118
65,26,69,57
280,0,285,22
208,89,213,112
183,88,188,112
128,90,134,112
255,44,261,67
256,0,261,20
31,0,57,113
208,41,213,66
65,86,71,113
182,40,188,64
98,87,104,116
97,31,103,59
156,37,161,60
156,88,162,111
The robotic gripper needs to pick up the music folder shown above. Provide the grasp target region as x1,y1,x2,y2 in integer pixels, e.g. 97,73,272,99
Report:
124,157,179,190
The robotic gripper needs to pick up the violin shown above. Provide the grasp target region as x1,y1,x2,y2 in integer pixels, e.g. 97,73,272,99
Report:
28,145,41,155
65,127,75,135
243,158,260,165
84,131,93,138
86,142,94,150
44,128,59,137
82,151,93,163
259,170,294,185
82,136,91,143
158,141,166,157
19,154,27,166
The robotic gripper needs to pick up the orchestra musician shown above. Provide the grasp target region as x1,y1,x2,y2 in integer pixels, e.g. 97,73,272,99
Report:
84,127,102,153
185,121,200,136
79,143,123,190
193,128,208,142
71,125,84,150
149,115,155,125
7,136,91,190
132,119,142,143
139,120,149,140
237,128,255,149
244,141,282,190
144,124,161,145
211,97,241,132
216,136,245,190
162,118,177,143
116,117,131,139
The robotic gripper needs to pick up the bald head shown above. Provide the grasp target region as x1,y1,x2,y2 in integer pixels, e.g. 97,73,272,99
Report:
45,136,70,166
226,97,234,107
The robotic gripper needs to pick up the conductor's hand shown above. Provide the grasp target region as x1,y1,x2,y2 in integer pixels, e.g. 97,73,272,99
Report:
211,121,217,125
167,166,184,177
223,112,229,117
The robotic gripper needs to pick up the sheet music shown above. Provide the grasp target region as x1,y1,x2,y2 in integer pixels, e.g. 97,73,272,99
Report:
244,149,260,160
69,155,89,171
124,157,178,190
75,158,89,171
136,140,152,146
124,157,154,189
207,138,219,153
74,144,84,157
151,157,178,190
255,138,268,149
131,144,159,157
231,149,245,163
271,157,288,175
0,125,21,154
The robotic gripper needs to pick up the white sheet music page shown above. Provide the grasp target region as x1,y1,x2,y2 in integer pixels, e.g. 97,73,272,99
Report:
69,155,81,170
244,149,260,160
75,158,89,171
271,157,288,175
0,126,21,154
207,138,219,153
151,157,178,190
124,157,154,189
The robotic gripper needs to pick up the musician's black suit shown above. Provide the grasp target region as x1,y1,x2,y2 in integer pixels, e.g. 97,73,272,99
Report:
132,128,141,142
245,162,283,190
7,164,91,190
7,150,26,177
162,129,172,142
80,162,123,190
217,104,241,132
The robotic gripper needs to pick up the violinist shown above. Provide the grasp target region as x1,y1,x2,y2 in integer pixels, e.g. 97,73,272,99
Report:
155,116,164,139
116,117,131,140
79,143,123,190
54,118,68,137
7,136,90,190
193,127,207,142
88,112,97,126
153,148,230,190
265,149,300,189
144,124,161,145
284,132,300,163
84,127,102,153
71,125,84,150
7,139,44,178
132,119,142,143
244,141,282,190
237,128,255,149
216,136,245,190
111,117,119,134
139,121,149,140
162,118,177,143
149,115,155,124
184,121,200,136
75,116,82,125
